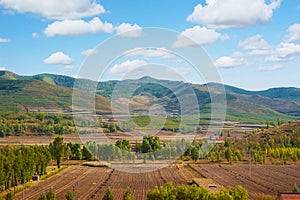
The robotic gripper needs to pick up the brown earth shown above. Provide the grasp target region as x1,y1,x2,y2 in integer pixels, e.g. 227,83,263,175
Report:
14,163,300,200
15,165,186,200
189,163,300,200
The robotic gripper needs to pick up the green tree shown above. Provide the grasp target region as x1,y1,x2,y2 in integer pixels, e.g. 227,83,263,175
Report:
225,147,233,164
36,112,45,122
38,193,47,200
5,191,15,200
116,139,131,151
224,138,232,148
142,139,152,153
49,137,65,168
82,146,93,161
292,183,299,192
46,187,56,200
65,191,74,200
123,187,134,200
191,147,199,162
103,188,114,200
266,120,270,129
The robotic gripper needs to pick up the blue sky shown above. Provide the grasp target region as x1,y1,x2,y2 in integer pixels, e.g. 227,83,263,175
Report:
0,0,299,90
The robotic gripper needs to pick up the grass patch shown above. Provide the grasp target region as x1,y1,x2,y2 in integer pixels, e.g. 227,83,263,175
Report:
40,165,68,181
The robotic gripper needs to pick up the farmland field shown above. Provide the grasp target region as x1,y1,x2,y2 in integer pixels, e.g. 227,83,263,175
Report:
189,164,300,199
15,163,300,200
16,165,186,200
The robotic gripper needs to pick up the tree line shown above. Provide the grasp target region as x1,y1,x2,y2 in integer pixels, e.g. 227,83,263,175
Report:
0,113,124,137
99,183,247,200
0,137,93,197
0,145,51,192
85,135,190,163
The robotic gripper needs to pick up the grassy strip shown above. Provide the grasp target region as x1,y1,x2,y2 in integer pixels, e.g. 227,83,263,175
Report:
186,163,206,178
40,165,68,181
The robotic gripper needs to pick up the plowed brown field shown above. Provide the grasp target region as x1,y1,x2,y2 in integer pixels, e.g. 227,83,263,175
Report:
15,164,300,200
190,164,300,199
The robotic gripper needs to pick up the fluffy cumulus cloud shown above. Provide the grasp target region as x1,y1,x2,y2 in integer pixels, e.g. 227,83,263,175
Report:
110,60,147,75
239,35,272,55
81,48,97,56
123,48,176,60
0,0,105,20
0,38,11,43
44,17,114,37
187,0,282,29
0,67,6,70
44,52,73,65
285,23,300,42
115,23,143,38
266,42,300,62
173,26,224,48
259,64,282,72
214,52,246,68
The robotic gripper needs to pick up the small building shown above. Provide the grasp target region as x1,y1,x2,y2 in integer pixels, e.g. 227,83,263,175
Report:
32,175,39,181
278,192,300,200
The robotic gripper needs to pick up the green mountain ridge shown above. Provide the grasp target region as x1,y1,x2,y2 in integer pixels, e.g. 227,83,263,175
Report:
0,71,299,123
0,72,112,115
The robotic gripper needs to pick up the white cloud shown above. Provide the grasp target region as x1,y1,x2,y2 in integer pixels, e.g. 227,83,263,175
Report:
0,67,6,70
110,60,147,75
266,42,300,62
115,23,143,38
0,0,105,20
123,48,176,60
187,0,282,29
214,54,246,68
239,35,272,55
44,52,73,65
173,26,224,48
220,34,230,40
249,49,273,56
259,64,282,72
32,32,39,38
232,51,244,58
239,35,271,50
285,23,300,42
81,49,97,56
0,38,11,43
44,17,114,37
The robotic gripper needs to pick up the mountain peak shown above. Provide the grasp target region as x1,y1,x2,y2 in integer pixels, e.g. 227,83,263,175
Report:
138,76,157,81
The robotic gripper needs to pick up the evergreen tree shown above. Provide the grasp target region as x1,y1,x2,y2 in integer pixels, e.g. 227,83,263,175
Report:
292,183,299,192
123,187,134,200
225,147,233,164
46,187,56,200
65,191,74,200
38,193,47,200
49,137,65,168
103,188,114,200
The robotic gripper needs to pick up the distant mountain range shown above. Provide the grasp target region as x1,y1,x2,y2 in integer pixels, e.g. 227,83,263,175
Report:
0,71,299,123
